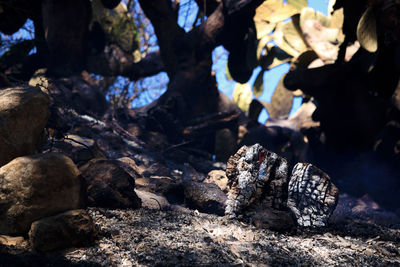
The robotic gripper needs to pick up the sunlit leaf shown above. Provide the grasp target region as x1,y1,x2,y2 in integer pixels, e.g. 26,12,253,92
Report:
253,70,264,97
357,7,377,53
330,8,344,29
287,0,307,11
260,45,292,70
274,19,308,57
300,8,330,29
233,83,253,114
327,0,337,15
265,75,293,119
255,1,299,24
225,62,233,81
257,35,272,59
255,20,276,39
299,8,343,62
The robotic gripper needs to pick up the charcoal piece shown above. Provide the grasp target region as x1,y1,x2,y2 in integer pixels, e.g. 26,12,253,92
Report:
225,144,289,219
287,163,339,227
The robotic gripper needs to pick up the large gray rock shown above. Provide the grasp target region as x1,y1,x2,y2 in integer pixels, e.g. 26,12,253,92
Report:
0,86,50,166
0,153,84,235
287,163,339,227
29,209,97,252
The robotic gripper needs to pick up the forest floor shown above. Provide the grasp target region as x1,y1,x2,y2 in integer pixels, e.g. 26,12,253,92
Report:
1,77,399,266
1,193,400,266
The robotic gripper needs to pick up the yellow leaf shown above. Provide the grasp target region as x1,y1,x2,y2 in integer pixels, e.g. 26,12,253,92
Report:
300,8,330,29
255,20,276,39
255,1,299,24
266,75,293,119
274,19,307,57
287,0,307,11
233,83,253,114
357,7,377,53
330,8,344,29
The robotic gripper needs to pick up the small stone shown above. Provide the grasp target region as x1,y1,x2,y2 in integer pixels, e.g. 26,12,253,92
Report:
205,170,229,193
287,163,339,227
0,235,27,247
80,158,142,209
183,181,227,216
29,209,97,252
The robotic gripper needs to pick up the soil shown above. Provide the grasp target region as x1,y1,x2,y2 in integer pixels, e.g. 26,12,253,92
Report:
1,194,400,266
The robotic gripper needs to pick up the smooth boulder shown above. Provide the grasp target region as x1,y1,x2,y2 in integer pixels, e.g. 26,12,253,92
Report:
0,153,84,235
0,86,50,166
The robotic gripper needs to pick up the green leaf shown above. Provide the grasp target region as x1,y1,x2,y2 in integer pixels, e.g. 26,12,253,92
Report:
287,0,307,11
357,7,377,53
233,83,253,115
253,70,265,97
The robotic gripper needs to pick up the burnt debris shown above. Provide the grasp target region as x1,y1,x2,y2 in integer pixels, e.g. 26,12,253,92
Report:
225,144,339,228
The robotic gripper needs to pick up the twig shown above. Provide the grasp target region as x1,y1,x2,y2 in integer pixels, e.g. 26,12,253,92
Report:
150,197,162,210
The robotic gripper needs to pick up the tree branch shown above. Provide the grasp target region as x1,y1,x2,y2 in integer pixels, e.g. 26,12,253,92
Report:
87,45,164,80
192,0,263,53
138,0,185,77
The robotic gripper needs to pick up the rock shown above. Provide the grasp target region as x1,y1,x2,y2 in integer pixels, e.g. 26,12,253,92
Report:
135,176,173,194
29,209,97,252
225,144,289,219
52,134,105,166
215,128,237,162
251,208,295,232
142,162,172,178
0,86,50,166
117,157,144,177
135,190,170,210
183,181,227,216
28,69,50,93
287,163,339,227
0,235,27,247
205,170,229,193
0,153,84,235
80,159,142,209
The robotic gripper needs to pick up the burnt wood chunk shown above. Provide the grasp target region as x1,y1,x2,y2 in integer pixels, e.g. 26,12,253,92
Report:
287,163,339,227
225,144,289,219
